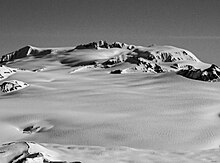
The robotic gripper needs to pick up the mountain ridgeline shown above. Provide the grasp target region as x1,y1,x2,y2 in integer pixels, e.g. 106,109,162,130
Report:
0,40,220,82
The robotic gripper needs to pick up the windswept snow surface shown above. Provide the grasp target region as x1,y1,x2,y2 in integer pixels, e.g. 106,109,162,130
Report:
0,41,220,162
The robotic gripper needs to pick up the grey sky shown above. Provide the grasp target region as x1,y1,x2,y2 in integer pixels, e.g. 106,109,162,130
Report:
0,0,219,64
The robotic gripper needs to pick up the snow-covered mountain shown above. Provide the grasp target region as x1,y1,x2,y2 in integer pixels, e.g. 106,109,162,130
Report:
0,41,219,82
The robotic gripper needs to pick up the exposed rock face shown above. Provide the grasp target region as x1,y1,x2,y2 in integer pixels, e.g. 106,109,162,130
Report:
0,46,52,63
75,41,100,50
75,40,135,50
22,120,54,134
110,69,123,74
133,49,156,61
0,46,32,63
177,64,220,82
105,54,164,74
101,53,128,68
135,59,164,73
0,80,29,94
32,49,52,58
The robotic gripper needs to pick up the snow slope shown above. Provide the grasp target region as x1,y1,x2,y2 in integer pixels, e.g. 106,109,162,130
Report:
1,41,220,162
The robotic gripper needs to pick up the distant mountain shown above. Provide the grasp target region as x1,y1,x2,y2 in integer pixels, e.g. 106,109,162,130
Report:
0,45,52,63
0,40,219,82
75,40,135,50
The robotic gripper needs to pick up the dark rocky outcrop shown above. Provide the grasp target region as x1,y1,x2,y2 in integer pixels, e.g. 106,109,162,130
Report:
133,49,156,61
75,40,135,50
0,46,52,63
23,125,42,134
131,60,164,73
108,56,164,74
177,64,220,82
160,52,176,62
170,63,179,69
110,69,122,74
32,49,52,58
0,46,32,63
101,53,128,68
75,41,101,50
0,80,29,94
22,121,54,134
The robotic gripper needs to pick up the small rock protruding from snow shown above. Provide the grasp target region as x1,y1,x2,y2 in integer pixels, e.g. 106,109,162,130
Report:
0,80,29,94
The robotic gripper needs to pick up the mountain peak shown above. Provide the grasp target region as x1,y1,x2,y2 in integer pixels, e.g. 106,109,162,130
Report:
74,40,135,50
